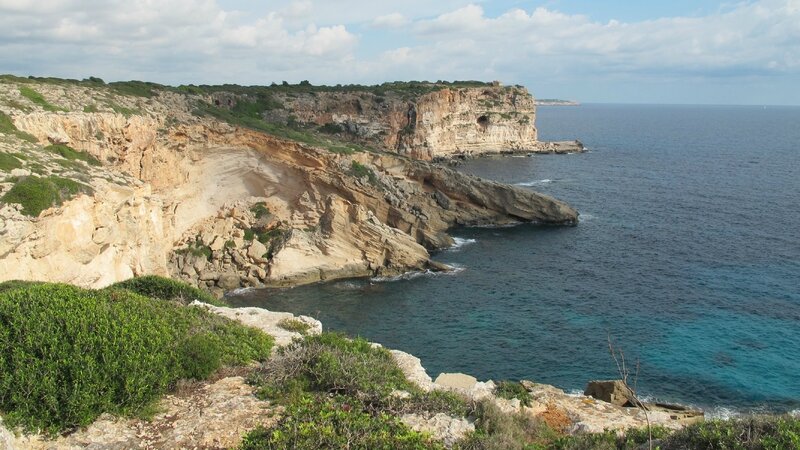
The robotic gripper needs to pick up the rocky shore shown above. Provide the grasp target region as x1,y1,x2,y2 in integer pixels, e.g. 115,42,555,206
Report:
0,302,701,449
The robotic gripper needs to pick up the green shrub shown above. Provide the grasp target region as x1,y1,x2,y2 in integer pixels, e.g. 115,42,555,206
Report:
250,201,270,219
110,275,224,306
0,282,272,434
495,380,532,407
349,160,378,185
1,175,93,216
44,144,101,166
178,333,222,380
277,318,311,334
174,238,213,260
19,86,64,112
256,332,411,403
0,280,43,293
0,111,37,142
456,400,557,450
384,389,469,418
239,394,444,450
83,104,99,113
0,153,22,171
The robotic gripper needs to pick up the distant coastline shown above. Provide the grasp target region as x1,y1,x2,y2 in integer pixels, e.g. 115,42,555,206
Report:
536,99,580,106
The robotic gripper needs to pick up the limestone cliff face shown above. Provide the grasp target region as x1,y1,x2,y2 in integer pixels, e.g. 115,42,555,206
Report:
0,78,578,292
0,182,171,288
269,85,581,160
400,87,538,159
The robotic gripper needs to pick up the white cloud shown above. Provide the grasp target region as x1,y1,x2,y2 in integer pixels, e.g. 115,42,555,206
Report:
0,0,798,103
371,13,409,29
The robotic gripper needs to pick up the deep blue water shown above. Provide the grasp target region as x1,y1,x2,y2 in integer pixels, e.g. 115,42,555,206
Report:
230,104,800,415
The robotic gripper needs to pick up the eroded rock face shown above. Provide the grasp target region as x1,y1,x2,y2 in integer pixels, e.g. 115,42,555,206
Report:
0,80,577,292
0,182,171,288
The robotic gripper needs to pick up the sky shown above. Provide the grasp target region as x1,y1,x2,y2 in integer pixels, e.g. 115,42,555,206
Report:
1,0,799,105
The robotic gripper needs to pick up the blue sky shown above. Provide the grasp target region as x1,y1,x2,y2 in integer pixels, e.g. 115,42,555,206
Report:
1,0,798,105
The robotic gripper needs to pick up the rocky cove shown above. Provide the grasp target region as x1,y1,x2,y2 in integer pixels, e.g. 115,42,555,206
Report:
0,76,725,448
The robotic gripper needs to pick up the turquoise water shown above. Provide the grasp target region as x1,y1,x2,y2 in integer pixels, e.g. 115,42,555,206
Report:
229,104,800,415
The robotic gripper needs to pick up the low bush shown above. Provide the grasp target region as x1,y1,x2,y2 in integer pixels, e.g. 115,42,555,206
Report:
0,282,272,434
110,275,224,306
257,332,411,404
1,175,93,216
384,389,469,418
0,153,22,171
276,318,311,334
455,400,557,450
495,380,532,407
44,144,101,166
239,394,445,450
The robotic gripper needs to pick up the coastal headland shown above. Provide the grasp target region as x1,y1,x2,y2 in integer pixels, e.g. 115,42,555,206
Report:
9,76,795,449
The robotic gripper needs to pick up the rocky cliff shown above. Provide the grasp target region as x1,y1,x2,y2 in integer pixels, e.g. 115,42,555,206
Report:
258,82,583,159
0,77,578,293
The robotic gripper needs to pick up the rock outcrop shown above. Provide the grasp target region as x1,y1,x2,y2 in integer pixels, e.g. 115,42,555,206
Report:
264,84,584,160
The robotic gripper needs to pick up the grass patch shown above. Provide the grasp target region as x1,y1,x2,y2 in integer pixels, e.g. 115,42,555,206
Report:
19,86,65,112
495,380,532,407
110,275,224,306
0,153,22,171
0,282,273,434
276,318,311,335
0,111,37,143
108,102,140,117
44,144,100,166
83,104,99,113
1,175,93,216
349,160,379,185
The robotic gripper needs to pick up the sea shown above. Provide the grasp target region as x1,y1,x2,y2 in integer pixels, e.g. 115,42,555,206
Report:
229,104,800,417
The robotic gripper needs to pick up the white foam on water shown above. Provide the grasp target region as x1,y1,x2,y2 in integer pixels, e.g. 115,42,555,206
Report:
370,264,466,283
449,237,477,250
579,213,596,222
516,179,553,187
790,409,800,418
228,287,255,296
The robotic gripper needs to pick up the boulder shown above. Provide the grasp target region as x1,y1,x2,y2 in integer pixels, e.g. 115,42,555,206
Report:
584,380,637,407
217,272,241,291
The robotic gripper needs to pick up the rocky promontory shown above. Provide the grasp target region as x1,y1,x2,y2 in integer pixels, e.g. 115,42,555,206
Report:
0,76,578,293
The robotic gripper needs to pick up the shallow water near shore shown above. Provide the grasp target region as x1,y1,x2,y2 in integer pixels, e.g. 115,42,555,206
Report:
229,104,800,416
